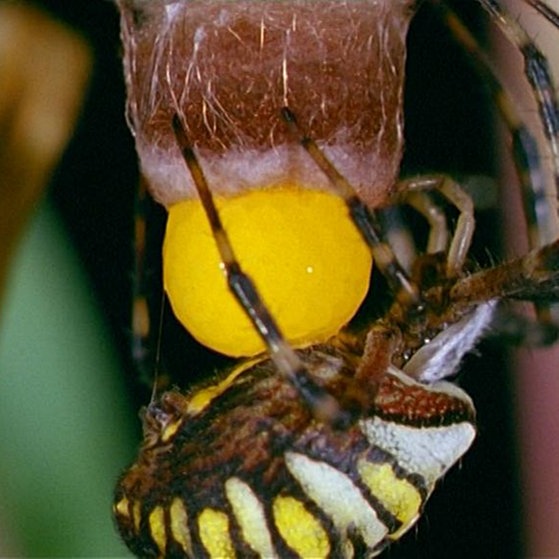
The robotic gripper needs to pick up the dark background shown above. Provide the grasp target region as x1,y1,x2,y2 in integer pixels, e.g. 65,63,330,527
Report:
21,1,521,557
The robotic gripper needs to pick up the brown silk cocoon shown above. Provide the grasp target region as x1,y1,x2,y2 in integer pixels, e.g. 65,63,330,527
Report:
117,1,414,207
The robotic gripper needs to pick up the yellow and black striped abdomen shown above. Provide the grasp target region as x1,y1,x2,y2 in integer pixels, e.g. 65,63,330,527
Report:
114,347,475,559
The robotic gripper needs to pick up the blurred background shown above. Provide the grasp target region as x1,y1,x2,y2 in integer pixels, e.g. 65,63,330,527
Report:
0,1,138,556
0,1,557,557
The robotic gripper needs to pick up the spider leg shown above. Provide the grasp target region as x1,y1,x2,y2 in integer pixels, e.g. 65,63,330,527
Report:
171,114,351,427
395,189,449,256
400,238,559,381
434,0,558,248
476,0,559,245
280,107,424,315
448,239,559,346
433,0,559,338
449,239,559,308
523,0,559,27
396,175,475,277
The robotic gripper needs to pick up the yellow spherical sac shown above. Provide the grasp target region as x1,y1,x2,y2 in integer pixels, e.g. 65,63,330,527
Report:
163,186,372,357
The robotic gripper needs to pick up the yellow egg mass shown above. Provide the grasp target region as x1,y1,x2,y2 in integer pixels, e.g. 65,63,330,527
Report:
163,185,372,357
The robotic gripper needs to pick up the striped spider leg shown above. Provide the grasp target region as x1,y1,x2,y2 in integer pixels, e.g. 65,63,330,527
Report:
432,0,559,338
487,1,559,555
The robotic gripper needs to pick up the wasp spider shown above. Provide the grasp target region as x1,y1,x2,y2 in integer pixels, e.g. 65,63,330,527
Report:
113,1,559,557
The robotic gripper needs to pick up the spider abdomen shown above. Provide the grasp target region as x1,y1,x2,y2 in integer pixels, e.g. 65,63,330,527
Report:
114,352,475,558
